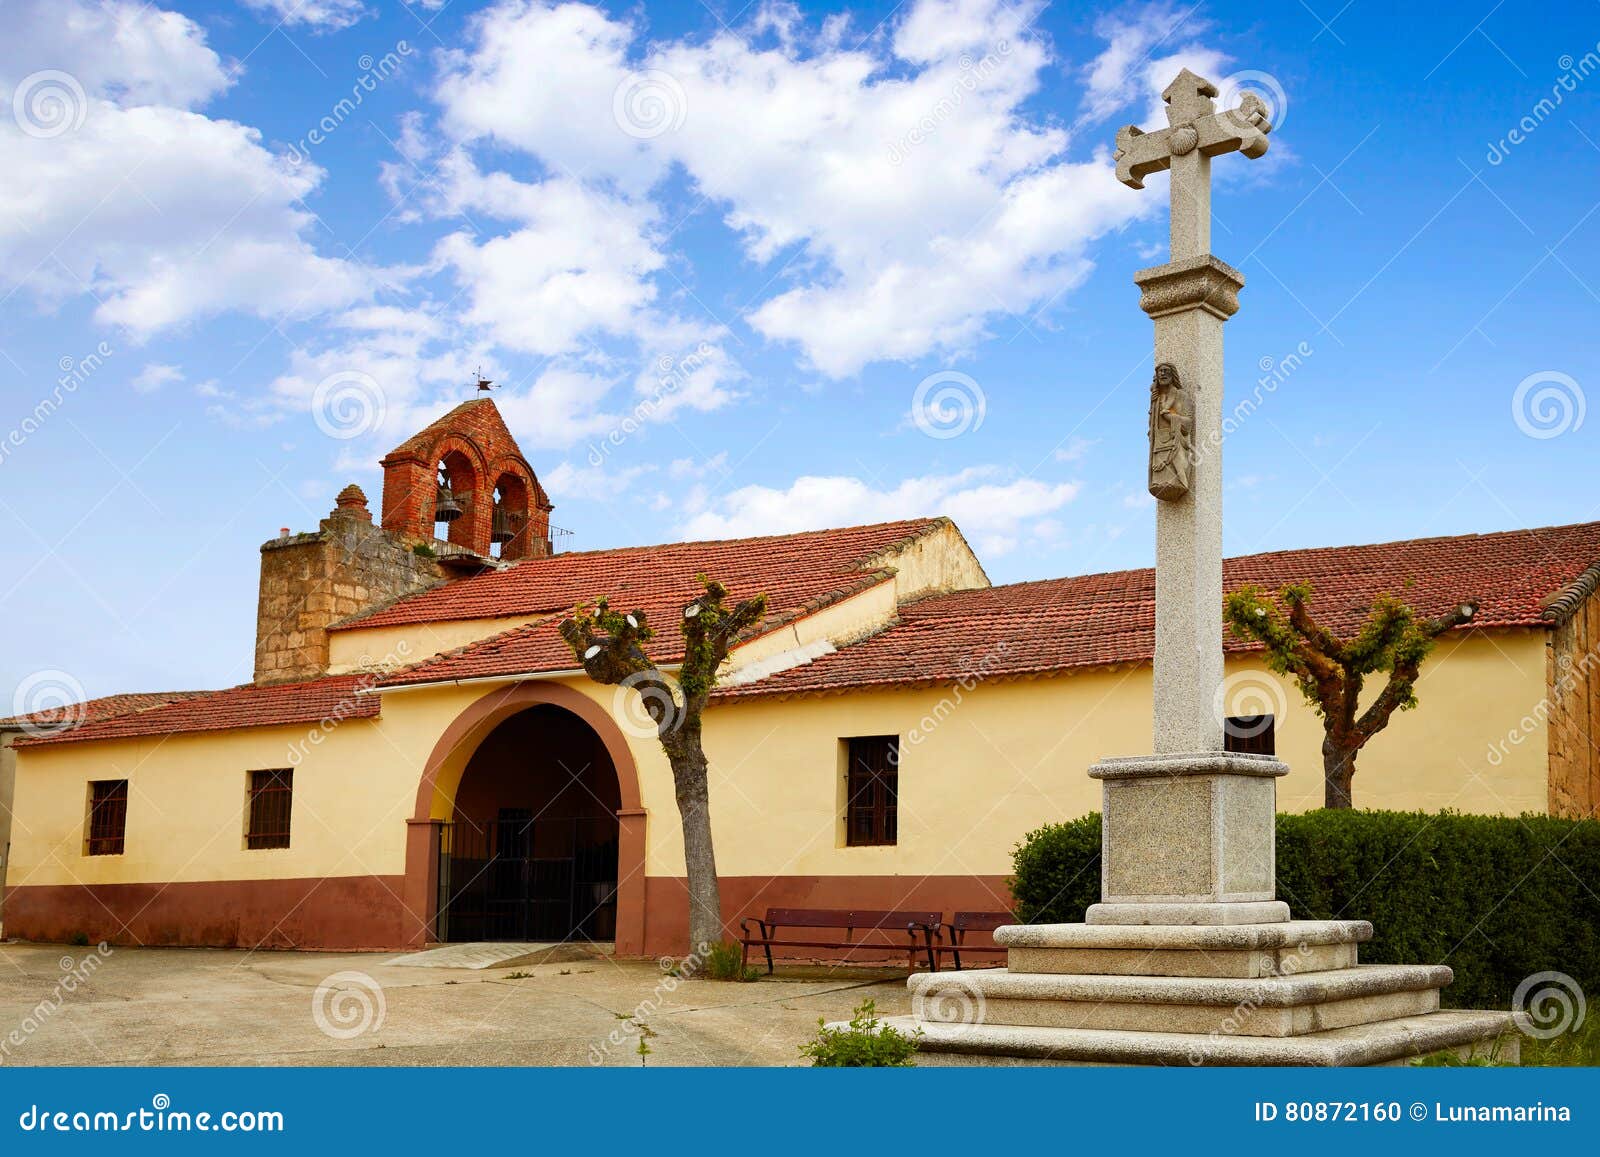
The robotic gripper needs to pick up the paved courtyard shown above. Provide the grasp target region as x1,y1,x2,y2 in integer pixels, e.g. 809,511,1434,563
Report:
0,942,910,1067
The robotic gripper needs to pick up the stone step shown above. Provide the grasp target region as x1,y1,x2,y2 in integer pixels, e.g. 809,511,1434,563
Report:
888,1010,1521,1067
908,963,1450,1037
995,919,1372,979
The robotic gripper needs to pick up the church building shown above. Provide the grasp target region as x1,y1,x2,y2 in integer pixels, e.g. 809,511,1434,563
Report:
3,400,1597,955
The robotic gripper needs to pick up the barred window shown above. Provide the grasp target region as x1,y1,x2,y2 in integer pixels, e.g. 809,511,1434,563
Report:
845,736,898,847
86,780,128,856
246,769,293,850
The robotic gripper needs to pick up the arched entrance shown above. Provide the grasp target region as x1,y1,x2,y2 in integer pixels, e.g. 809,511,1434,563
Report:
439,705,619,942
405,682,647,954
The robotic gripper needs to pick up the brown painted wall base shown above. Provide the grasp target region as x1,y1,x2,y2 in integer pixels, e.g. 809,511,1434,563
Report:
3,876,413,951
4,873,1015,956
642,874,1016,960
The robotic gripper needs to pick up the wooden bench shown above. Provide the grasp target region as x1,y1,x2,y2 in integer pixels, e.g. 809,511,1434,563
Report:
933,911,1012,971
738,908,943,974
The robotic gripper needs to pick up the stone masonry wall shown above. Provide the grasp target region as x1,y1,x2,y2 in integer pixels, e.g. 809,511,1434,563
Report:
254,488,447,685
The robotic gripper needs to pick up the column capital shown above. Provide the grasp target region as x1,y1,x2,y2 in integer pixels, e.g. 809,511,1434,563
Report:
1134,254,1245,320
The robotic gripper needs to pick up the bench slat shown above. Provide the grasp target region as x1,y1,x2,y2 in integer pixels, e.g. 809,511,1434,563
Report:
760,908,942,929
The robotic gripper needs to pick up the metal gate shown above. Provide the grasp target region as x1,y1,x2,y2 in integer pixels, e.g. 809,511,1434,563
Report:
435,813,619,943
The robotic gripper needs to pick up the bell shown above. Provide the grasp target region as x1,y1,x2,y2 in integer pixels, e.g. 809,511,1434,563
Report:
434,484,463,523
491,504,519,544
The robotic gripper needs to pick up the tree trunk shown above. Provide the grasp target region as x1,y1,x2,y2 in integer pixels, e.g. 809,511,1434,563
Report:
1323,737,1356,809
664,731,723,954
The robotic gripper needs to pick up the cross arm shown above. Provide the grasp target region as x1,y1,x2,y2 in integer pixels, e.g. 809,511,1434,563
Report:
1193,99,1272,160
1114,124,1175,189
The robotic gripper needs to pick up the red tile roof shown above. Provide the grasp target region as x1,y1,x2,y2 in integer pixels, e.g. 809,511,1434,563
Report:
15,675,380,747
0,691,211,733
716,521,1600,700
366,520,951,689
339,518,945,635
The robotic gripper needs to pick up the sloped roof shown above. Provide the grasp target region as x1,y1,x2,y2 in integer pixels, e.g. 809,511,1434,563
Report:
15,675,379,747
340,518,947,634
1,691,212,733
715,521,1600,699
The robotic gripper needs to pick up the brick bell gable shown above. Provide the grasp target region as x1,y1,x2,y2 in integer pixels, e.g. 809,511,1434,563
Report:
379,398,553,561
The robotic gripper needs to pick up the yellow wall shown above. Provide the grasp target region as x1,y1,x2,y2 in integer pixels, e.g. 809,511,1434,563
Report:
7,629,1550,891
327,613,549,675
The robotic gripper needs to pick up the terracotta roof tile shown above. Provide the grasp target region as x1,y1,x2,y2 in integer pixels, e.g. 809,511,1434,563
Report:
716,521,1600,700
344,518,944,635
15,676,379,747
0,691,211,732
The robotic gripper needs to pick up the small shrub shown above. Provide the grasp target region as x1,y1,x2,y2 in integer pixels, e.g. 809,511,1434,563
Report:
703,940,759,982
799,999,921,1067
1008,813,1101,925
412,543,436,559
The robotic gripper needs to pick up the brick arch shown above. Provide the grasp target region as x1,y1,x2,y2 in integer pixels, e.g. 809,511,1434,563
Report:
487,454,552,560
402,681,647,954
379,399,552,559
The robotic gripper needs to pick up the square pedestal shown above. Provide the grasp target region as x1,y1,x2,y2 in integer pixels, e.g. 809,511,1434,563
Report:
1088,752,1286,922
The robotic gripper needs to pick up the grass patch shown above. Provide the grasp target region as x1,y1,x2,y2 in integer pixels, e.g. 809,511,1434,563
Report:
703,940,760,982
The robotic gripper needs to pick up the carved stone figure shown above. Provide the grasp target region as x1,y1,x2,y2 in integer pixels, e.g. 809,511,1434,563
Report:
1147,362,1194,501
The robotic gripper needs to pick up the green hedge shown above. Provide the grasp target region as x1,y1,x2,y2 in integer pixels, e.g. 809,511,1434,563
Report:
1010,809,1600,1009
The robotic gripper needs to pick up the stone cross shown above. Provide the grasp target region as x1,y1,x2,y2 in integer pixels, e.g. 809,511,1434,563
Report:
1115,70,1272,262
1115,69,1272,754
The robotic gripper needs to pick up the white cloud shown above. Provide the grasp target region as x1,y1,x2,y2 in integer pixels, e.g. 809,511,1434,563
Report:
0,0,231,110
429,0,1201,378
0,0,375,337
243,0,370,30
677,467,1079,555
132,363,182,393
431,172,665,357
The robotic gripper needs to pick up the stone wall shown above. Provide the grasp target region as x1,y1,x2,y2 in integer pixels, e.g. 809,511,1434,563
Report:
254,487,447,684
1547,593,1600,818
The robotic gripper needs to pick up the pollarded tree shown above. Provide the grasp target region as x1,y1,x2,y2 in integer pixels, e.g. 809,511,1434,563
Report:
1223,582,1478,809
559,576,767,953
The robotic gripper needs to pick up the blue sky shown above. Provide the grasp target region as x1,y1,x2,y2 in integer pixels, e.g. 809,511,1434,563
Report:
1,0,1596,701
